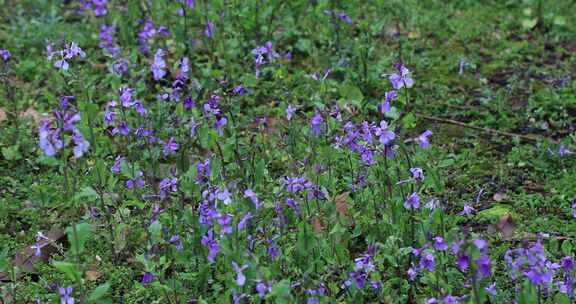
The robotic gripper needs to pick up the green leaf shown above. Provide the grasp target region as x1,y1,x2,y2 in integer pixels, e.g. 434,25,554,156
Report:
477,204,513,222
52,261,81,281
270,279,292,303
65,223,92,255
339,83,364,106
2,145,21,160
148,220,162,243
561,240,573,256
74,186,99,203
401,113,417,129
87,283,111,303
521,18,538,30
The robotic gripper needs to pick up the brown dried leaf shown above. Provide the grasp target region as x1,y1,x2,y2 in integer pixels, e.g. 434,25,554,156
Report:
249,117,280,135
312,215,324,234
493,193,507,202
19,108,44,125
497,214,516,239
85,264,101,281
335,192,350,217
0,108,6,122
0,228,65,281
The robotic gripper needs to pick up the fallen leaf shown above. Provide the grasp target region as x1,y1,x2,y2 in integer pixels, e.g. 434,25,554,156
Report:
335,192,350,217
493,193,507,202
497,214,516,239
85,264,101,281
0,108,6,122
312,215,324,234
19,108,44,125
0,228,65,281
383,22,402,37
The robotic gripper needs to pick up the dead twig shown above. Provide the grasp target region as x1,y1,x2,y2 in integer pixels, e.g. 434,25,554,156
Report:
415,113,559,144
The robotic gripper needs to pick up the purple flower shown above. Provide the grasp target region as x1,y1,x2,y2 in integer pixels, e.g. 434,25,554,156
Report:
214,116,227,136
232,293,246,304
251,41,278,77
559,144,573,156
379,90,397,114
183,0,195,8
133,100,147,116
274,202,287,228
433,236,448,251
286,104,296,121
237,212,253,231
473,239,488,251
65,42,86,59
285,198,301,215
244,189,261,209
407,267,417,281
98,24,119,56
104,109,116,125
416,130,433,149
485,282,496,296
337,12,352,24
562,256,574,271
419,253,435,272
58,286,74,304
457,253,470,271
113,58,128,75
162,137,179,156
216,187,232,205
459,203,475,216
176,57,190,81
425,199,439,210
126,171,145,189
375,120,396,145
112,121,130,136
204,21,214,38
151,49,166,80
355,254,375,272
324,10,352,24
388,64,414,89
477,255,492,278
72,130,90,158
201,229,220,262
458,58,466,75
218,213,233,235
159,176,178,197
268,244,280,260
345,271,367,289
39,121,63,156
311,68,332,81
119,87,134,108
232,262,248,286
410,167,424,182
0,49,10,61
232,85,247,96
404,192,420,210
310,112,324,136
141,272,154,285
525,268,553,286
256,282,271,298
443,295,460,304
170,235,183,251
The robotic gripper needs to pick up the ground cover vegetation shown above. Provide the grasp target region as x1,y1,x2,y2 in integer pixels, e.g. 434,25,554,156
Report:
0,0,575,303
